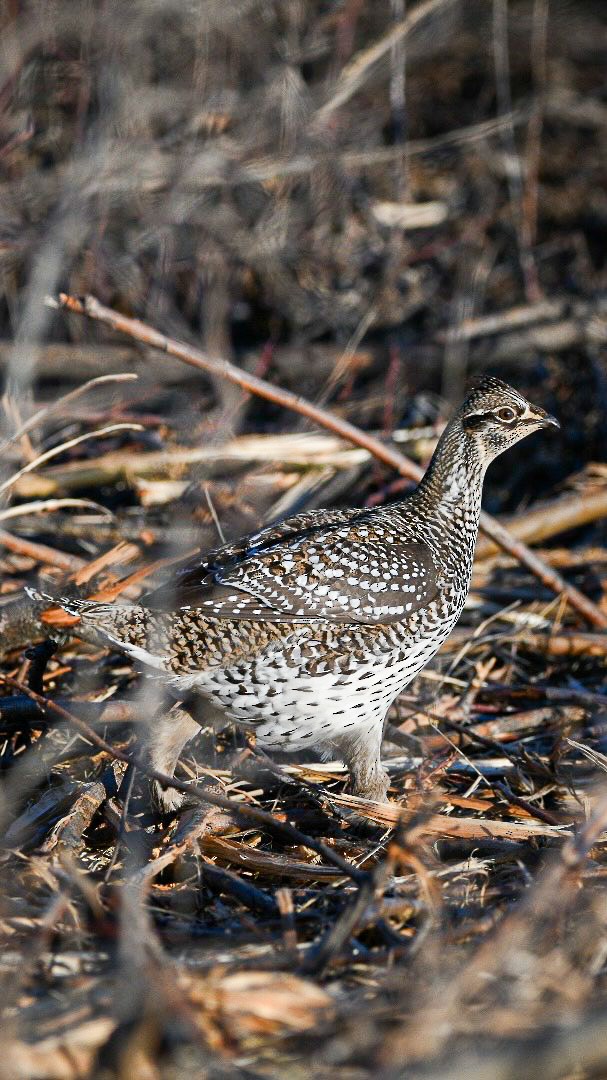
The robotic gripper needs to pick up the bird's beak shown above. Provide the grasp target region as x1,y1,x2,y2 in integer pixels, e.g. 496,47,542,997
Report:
530,406,560,430
540,411,560,430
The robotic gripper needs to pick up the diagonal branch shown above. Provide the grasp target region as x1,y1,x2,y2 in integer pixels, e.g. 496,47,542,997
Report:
45,292,607,630
314,0,456,124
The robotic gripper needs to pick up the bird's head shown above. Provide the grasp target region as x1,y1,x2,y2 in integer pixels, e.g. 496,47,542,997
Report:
458,376,559,464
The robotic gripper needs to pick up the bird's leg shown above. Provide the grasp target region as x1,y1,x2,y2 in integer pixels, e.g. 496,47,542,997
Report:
334,721,390,803
147,699,201,812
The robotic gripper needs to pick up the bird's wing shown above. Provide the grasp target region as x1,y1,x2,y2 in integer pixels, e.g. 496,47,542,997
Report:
144,507,439,625
143,507,363,610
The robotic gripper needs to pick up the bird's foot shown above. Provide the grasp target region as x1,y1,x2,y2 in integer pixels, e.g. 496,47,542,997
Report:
147,702,202,815
151,778,194,815
351,765,391,804
328,766,392,834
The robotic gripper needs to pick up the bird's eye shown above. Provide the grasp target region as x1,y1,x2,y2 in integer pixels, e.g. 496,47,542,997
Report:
494,406,517,423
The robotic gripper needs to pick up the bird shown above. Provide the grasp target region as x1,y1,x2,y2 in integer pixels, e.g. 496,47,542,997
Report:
28,377,558,810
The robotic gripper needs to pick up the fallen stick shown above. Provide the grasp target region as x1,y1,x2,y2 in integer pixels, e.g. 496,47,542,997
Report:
6,435,374,498
475,488,607,559
46,292,607,630
0,526,86,572
327,791,570,841
520,631,607,658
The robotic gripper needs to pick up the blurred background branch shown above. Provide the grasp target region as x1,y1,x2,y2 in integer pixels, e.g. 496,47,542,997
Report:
1,2,607,1078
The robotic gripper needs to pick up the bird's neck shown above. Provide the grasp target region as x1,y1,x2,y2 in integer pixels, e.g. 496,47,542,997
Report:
410,417,487,564
419,418,485,507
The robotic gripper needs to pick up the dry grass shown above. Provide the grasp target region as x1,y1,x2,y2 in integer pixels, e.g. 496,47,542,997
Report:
0,1,607,1077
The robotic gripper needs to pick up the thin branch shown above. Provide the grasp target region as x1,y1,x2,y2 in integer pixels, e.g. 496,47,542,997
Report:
315,0,455,123
0,373,138,456
0,497,113,523
47,292,607,630
475,487,607,558
0,422,144,499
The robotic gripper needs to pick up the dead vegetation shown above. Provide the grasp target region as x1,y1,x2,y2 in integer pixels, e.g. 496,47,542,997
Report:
1,1,607,1077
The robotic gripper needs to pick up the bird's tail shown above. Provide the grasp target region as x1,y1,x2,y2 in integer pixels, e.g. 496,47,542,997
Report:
25,587,169,671
25,587,114,626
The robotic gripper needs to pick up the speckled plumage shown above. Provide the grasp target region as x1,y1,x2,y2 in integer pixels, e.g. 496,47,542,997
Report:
29,378,558,807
